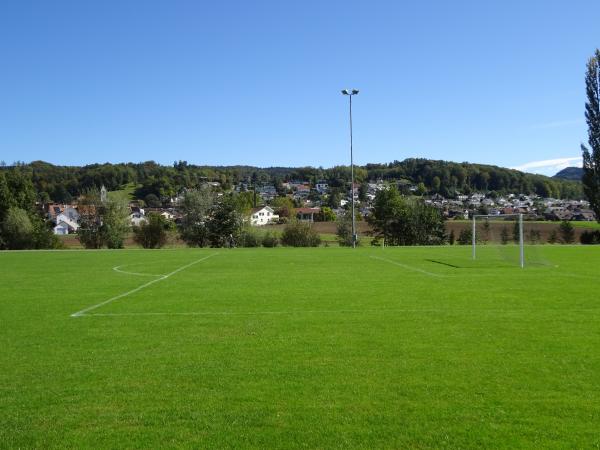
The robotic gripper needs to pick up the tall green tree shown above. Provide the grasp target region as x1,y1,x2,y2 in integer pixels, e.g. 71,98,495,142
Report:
207,196,242,247
336,213,355,247
368,187,445,246
0,169,58,250
102,200,131,249
559,220,575,244
0,172,12,223
179,187,214,247
1,207,34,249
368,186,407,244
133,213,171,248
77,189,130,249
582,49,600,222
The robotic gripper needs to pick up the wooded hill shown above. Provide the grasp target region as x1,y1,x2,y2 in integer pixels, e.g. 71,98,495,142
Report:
553,167,583,181
1,158,583,203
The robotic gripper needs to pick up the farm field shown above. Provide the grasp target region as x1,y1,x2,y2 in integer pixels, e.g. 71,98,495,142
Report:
1,246,600,448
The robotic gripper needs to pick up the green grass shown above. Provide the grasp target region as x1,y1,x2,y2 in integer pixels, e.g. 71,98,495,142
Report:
107,183,137,203
569,221,600,229
1,246,600,448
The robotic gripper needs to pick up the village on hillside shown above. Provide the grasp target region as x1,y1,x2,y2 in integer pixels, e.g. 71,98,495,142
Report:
45,179,596,236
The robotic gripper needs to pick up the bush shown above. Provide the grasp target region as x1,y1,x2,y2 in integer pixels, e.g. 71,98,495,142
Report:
240,228,262,247
336,213,358,247
367,188,445,245
457,228,472,245
499,226,509,245
580,230,600,244
1,207,34,249
144,193,162,208
528,229,542,244
133,213,171,249
262,232,279,247
559,220,575,244
0,207,62,250
281,221,321,247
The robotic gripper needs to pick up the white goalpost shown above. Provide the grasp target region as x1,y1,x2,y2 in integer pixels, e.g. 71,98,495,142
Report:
472,214,524,268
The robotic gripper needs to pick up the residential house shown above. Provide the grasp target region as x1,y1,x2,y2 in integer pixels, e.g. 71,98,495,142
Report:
258,185,277,202
46,204,79,222
160,210,176,221
130,207,146,226
316,181,329,194
250,206,278,226
572,209,596,221
53,215,79,235
296,207,320,222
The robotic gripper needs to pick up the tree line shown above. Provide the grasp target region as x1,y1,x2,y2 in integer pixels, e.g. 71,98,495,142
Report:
1,157,583,206
0,168,60,249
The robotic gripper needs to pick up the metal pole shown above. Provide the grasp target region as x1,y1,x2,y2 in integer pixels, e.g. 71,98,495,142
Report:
349,94,356,248
519,213,524,268
472,215,476,260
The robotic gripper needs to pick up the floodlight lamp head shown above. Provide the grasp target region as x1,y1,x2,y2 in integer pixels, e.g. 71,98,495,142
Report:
341,89,350,95
351,89,359,95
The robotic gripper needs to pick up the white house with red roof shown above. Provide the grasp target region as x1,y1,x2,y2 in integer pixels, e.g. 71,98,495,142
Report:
295,207,320,222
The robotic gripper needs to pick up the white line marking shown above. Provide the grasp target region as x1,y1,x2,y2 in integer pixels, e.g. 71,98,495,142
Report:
552,271,599,281
113,265,165,277
77,307,600,318
370,255,445,277
71,253,218,317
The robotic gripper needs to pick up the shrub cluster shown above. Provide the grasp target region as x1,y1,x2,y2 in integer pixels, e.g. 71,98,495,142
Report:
261,232,279,248
580,230,600,244
280,221,321,247
239,228,280,248
133,213,172,249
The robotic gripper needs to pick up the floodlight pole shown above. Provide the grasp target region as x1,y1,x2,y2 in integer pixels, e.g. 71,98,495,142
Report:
342,89,359,248
349,94,356,248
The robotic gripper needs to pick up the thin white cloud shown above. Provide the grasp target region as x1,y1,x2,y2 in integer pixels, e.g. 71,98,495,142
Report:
512,156,582,176
531,119,585,129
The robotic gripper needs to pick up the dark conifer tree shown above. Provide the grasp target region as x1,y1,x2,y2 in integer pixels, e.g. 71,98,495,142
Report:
582,49,600,222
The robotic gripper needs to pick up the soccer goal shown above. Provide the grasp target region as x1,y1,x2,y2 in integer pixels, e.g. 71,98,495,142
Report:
472,214,524,268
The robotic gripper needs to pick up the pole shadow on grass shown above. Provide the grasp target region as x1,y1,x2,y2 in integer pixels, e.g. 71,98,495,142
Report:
424,259,462,269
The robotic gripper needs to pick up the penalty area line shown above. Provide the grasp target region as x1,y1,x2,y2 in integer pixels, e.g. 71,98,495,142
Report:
369,255,445,277
70,253,218,317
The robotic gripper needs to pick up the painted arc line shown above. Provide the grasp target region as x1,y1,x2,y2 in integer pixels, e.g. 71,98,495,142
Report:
369,255,445,278
70,253,219,317
113,265,165,277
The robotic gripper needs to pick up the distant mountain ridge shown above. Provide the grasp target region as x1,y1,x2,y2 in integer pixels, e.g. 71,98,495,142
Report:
553,167,583,181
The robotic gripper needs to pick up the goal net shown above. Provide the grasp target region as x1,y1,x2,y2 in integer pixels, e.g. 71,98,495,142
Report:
471,214,548,268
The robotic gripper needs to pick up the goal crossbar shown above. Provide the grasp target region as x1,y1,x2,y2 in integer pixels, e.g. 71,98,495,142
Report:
472,214,524,268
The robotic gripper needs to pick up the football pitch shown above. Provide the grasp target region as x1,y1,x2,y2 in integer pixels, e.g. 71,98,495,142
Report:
1,246,599,448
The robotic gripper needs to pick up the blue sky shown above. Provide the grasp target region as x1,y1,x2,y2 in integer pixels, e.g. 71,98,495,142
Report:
1,0,598,175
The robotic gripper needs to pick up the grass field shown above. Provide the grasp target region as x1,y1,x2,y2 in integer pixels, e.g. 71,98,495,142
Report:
1,246,599,448
107,183,138,203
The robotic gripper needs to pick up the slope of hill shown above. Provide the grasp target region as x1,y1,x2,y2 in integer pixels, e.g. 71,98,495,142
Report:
1,158,584,202
553,167,583,181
